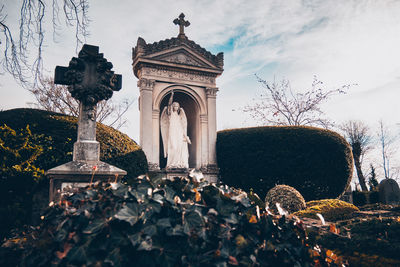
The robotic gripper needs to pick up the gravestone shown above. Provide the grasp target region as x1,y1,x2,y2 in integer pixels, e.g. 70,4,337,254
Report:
46,44,126,202
378,178,400,205
132,13,223,182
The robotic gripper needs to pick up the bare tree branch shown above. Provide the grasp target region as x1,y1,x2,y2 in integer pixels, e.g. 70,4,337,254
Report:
0,1,89,88
28,77,133,129
243,75,353,128
378,120,399,180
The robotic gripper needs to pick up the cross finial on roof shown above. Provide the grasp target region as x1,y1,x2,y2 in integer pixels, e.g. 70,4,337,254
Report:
173,13,190,39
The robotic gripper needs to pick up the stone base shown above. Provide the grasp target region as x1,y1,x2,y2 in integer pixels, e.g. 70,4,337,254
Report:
46,160,127,202
149,166,219,183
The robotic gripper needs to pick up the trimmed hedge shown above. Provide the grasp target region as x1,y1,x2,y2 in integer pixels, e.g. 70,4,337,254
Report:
217,126,353,201
0,108,148,179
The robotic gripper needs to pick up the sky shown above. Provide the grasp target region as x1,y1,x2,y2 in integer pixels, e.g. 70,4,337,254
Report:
1,0,399,183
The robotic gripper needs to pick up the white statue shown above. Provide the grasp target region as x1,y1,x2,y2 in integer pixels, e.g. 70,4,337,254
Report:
160,91,191,168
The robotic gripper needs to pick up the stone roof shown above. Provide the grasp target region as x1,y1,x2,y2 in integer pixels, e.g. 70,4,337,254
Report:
133,36,224,69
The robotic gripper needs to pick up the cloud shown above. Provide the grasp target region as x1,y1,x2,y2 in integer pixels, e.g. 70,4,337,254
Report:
1,0,400,141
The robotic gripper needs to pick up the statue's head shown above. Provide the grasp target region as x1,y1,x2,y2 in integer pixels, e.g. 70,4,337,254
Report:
172,102,180,111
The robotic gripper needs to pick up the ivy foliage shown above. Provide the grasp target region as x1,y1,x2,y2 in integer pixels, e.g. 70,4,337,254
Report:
1,175,343,266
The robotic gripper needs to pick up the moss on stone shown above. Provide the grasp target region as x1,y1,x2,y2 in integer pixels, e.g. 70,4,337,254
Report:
294,199,359,221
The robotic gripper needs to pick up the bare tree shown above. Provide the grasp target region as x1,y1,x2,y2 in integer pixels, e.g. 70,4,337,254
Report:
377,120,399,179
29,77,134,129
243,75,352,128
0,1,89,87
340,120,372,191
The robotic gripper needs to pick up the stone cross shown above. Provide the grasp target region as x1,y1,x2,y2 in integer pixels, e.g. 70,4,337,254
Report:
173,13,190,39
54,44,122,162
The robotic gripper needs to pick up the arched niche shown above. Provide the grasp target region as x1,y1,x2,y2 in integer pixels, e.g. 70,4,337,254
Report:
158,89,201,169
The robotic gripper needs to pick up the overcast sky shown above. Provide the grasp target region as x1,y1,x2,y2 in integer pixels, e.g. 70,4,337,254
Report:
1,0,399,181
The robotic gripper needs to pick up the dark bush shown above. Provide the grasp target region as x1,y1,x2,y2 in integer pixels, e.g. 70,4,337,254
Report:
0,125,45,239
217,126,353,201
352,191,368,206
0,175,343,266
352,190,380,206
369,190,380,204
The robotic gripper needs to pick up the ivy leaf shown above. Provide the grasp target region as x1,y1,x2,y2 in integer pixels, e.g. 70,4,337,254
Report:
82,219,106,234
166,224,185,236
157,218,172,229
128,233,142,247
112,183,129,198
104,248,122,267
138,237,152,251
114,203,139,226
66,245,87,264
143,225,157,237
184,210,205,229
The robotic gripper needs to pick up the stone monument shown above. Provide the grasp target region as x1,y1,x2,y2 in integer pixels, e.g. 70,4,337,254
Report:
378,178,400,205
132,13,223,181
46,44,127,202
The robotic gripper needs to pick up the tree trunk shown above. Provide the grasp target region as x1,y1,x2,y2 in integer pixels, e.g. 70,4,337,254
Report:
353,152,368,191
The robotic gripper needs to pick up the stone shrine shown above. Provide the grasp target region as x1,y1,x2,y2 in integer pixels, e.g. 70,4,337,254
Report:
47,44,126,201
132,13,224,181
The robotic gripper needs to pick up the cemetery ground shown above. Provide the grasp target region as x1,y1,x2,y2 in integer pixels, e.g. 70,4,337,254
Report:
1,174,400,266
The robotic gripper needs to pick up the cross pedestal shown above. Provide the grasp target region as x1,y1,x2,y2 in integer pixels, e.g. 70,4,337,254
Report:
46,44,126,202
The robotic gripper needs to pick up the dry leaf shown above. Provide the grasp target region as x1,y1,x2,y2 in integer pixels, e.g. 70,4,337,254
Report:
194,188,201,202
249,215,257,223
56,242,72,259
228,256,239,265
329,224,339,234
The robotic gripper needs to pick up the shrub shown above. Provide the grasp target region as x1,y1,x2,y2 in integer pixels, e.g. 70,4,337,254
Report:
0,125,45,239
0,108,148,180
0,176,343,266
265,185,306,214
294,199,359,221
352,191,368,206
217,126,353,201
369,190,380,204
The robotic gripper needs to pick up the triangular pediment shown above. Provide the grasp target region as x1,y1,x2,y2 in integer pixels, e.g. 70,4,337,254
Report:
149,48,217,68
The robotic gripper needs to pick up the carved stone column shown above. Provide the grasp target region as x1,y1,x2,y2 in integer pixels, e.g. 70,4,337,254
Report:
200,114,208,168
206,87,218,166
138,78,156,169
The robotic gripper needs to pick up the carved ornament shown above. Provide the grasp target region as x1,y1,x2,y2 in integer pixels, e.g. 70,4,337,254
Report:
54,44,122,106
206,87,219,97
143,67,215,85
137,78,155,91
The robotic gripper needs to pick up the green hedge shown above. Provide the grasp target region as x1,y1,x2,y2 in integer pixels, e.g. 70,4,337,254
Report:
217,126,353,201
0,108,148,238
0,108,148,179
